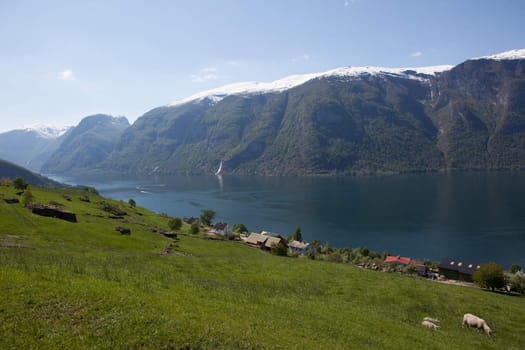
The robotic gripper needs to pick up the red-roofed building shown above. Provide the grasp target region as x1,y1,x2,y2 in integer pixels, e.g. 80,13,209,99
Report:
385,255,411,265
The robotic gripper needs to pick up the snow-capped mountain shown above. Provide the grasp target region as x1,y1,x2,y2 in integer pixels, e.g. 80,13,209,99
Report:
168,48,524,109
0,125,72,171
168,65,454,108
474,48,525,61
21,125,72,139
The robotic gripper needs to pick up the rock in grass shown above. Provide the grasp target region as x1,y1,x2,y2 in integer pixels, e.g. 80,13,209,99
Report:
114,226,131,235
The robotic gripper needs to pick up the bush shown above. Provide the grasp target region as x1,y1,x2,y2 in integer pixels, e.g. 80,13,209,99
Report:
228,232,240,241
13,177,28,190
327,251,343,263
22,189,34,207
508,272,525,294
473,262,507,291
0,178,12,186
404,265,417,275
190,222,200,234
128,199,136,207
168,217,183,231
270,243,288,256
80,186,99,195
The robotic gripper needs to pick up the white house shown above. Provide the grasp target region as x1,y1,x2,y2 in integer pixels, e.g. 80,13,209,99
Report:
288,240,313,255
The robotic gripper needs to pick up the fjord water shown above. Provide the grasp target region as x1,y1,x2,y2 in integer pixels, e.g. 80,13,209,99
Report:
54,172,525,267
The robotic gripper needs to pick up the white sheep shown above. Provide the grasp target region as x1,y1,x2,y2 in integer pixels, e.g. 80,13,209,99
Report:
462,313,492,335
422,320,439,330
423,317,440,324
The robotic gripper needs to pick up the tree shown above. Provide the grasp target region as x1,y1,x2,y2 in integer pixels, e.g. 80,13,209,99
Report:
510,264,522,274
321,241,333,254
200,209,215,226
128,198,136,207
473,263,507,291
311,240,322,254
168,217,182,231
290,226,302,242
13,177,28,190
232,223,248,233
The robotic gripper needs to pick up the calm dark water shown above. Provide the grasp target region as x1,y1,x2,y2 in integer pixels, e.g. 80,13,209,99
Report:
52,172,525,267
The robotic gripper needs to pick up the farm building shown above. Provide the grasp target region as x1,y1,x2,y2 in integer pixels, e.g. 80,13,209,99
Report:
245,232,288,251
439,258,480,282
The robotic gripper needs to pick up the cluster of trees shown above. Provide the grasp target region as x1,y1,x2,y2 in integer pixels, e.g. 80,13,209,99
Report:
473,263,524,294
165,209,218,235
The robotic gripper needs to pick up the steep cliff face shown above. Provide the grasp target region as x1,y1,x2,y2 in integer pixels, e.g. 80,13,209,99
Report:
41,115,130,174
432,58,525,169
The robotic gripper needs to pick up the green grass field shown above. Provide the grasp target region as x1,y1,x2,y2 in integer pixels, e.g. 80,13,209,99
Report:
1,184,524,349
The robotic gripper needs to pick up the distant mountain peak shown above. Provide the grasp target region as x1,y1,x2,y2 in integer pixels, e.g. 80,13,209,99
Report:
473,48,525,61
21,125,72,139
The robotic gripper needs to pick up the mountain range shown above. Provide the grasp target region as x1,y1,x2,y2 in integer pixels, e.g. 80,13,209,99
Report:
2,48,525,176
0,126,71,172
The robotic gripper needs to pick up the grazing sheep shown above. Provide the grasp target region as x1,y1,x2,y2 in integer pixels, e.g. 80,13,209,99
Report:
424,317,440,324
422,320,439,330
462,313,492,335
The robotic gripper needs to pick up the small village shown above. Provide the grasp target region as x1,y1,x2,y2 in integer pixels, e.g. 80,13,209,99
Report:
187,216,524,294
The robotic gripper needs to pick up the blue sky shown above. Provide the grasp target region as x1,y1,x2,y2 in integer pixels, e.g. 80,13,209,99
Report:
0,0,524,132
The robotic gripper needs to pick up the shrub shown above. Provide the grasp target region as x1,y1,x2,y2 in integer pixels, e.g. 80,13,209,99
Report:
128,199,136,207
190,222,200,234
80,186,99,195
508,272,525,294
270,243,288,256
327,251,343,263
22,189,34,207
0,178,12,186
168,217,183,231
404,265,417,275
13,177,28,190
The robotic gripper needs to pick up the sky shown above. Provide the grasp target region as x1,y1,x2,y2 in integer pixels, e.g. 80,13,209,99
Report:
0,0,524,132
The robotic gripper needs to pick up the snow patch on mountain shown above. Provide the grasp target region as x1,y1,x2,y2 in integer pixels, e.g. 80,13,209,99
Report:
22,125,71,139
473,48,525,61
168,65,453,108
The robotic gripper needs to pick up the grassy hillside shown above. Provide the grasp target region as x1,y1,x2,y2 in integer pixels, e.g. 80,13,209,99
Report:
0,159,64,188
1,184,524,349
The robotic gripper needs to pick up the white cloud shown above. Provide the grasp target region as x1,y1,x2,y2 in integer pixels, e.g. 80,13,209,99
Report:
411,51,423,57
290,54,310,63
344,0,358,6
190,67,219,83
57,69,74,81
